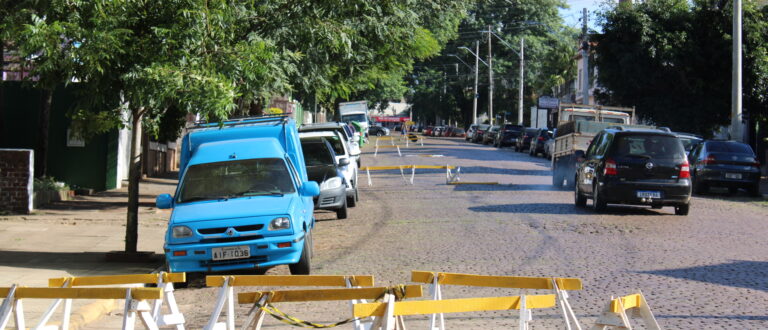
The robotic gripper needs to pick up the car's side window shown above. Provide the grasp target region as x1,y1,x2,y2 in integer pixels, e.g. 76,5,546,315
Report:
285,157,301,188
586,134,603,159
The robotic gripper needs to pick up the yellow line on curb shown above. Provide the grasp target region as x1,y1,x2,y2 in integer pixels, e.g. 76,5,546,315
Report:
360,165,455,171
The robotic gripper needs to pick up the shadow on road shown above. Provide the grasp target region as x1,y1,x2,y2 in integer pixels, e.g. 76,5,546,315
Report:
453,184,557,192
640,260,768,292
44,199,156,211
469,203,667,215
459,166,551,176
0,251,162,277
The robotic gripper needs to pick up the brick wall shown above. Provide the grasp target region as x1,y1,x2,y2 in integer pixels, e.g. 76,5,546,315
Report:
0,149,33,214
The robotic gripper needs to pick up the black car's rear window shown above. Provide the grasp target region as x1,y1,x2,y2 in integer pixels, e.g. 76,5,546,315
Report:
301,141,334,166
705,141,754,154
611,134,684,159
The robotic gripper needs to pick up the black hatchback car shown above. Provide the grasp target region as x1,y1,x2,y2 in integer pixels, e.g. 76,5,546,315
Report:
494,124,523,148
574,127,692,215
514,128,538,152
689,140,761,196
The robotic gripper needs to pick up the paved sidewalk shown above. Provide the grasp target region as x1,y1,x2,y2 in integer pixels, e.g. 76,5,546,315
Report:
0,177,175,329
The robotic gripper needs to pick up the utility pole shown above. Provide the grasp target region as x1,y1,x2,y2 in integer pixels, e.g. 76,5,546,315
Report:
731,0,743,142
581,8,590,105
518,38,525,125
488,25,493,126
473,41,479,125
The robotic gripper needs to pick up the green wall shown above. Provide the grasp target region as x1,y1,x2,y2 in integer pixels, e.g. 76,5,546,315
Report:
0,82,116,191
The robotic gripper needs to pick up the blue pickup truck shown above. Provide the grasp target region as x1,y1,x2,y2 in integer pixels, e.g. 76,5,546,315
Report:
155,116,320,275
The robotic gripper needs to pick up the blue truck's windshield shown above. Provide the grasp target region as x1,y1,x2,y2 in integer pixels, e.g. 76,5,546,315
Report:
177,158,295,203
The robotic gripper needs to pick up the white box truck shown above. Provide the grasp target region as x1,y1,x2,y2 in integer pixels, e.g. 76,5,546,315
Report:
338,101,369,137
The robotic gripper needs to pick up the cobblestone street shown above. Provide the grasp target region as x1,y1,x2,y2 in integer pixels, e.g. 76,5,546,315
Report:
160,136,768,329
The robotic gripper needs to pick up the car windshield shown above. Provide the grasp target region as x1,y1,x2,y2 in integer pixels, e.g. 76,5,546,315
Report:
612,134,684,159
342,114,367,122
706,141,754,154
602,117,625,123
177,158,295,203
301,141,334,166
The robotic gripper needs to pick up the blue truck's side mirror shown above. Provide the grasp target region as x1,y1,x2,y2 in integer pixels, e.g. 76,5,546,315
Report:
156,194,174,209
300,181,320,197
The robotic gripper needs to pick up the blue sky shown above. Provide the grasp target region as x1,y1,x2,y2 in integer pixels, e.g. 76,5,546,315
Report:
560,0,604,32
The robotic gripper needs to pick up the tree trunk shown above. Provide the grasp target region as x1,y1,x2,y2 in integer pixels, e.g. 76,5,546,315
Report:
0,39,5,146
35,88,53,178
125,107,143,253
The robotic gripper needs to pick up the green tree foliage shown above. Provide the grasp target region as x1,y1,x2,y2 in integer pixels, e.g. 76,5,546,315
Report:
408,0,576,126
594,0,768,136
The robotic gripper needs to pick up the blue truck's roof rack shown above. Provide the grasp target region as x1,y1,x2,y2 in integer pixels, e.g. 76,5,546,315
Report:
190,114,291,130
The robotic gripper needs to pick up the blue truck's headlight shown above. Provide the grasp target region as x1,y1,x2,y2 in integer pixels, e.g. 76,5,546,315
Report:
172,226,193,238
269,217,291,230
320,177,342,190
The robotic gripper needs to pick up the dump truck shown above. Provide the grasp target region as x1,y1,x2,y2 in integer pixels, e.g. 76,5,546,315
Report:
550,103,640,188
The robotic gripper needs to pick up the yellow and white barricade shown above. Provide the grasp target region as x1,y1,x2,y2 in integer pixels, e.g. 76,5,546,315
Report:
354,294,557,330
0,286,162,330
361,165,456,186
237,285,423,330
47,272,186,330
411,271,583,330
592,291,659,330
204,275,374,330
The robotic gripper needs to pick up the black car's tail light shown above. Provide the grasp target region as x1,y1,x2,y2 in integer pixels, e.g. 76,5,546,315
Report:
604,159,618,176
679,161,690,179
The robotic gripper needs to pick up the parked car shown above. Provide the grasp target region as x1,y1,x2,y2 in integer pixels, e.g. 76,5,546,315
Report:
494,124,523,148
543,129,557,159
443,126,455,137
299,131,359,206
432,126,444,137
424,126,434,136
299,137,349,219
673,132,703,158
689,140,761,196
157,116,319,275
368,125,390,137
466,124,478,141
574,127,692,215
300,122,361,167
452,128,466,138
483,126,500,145
472,124,491,143
514,128,538,152
529,129,553,157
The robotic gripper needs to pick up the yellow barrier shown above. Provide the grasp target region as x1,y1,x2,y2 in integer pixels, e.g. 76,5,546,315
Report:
411,271,582,290
238,285,423,304
206,275,374,287
354,294,556,317
49,272,186,287
0,286,163,330
594,291,660,330
0,287,161,300
411,271,582,330
204,275,375,330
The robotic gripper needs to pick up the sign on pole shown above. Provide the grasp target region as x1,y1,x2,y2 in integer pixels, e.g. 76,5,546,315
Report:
538,96,559,109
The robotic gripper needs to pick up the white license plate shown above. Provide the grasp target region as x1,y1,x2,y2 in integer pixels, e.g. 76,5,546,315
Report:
636,191,661,199
212,246,250,261
725,173,742,179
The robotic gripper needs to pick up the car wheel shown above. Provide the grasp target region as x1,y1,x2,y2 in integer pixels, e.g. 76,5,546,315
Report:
336,198,348,219
347,187,358,207
574,180,587,207
674,203,690,216
376,132,383,137
748,183,761,197
289,233,311,275
592,182,607,212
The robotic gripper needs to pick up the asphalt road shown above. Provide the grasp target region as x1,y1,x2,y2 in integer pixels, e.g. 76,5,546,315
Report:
95,135,768,329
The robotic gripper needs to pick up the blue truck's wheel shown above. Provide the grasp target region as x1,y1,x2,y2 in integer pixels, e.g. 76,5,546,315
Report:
289,233,311,275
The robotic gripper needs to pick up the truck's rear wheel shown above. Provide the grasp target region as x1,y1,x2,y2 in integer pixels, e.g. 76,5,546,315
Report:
289,234,311,275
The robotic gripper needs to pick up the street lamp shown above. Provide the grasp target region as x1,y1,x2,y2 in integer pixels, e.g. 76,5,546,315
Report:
484,30,524,126
459,43,487,125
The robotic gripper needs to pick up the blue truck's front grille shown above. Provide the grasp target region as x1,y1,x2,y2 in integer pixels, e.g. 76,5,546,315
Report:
198,224,264,235
200,235,264,244
201,255,268,267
